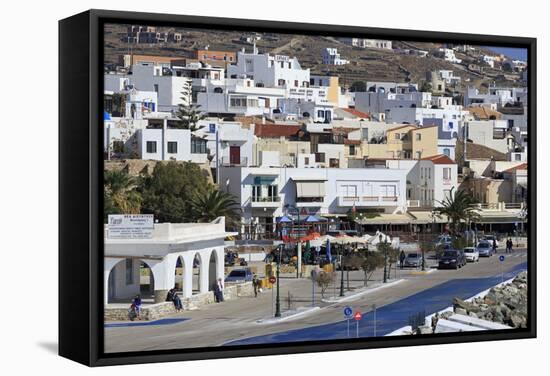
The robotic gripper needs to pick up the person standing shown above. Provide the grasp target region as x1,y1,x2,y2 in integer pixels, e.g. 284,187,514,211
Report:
215,278,224,302
492,238,497,255
399,250,406,269
252,274,259,298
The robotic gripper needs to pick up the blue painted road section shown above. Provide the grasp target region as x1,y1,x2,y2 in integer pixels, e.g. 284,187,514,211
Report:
226,262,527,345
105,318,189,328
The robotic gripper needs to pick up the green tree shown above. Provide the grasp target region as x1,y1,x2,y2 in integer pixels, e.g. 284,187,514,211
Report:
189,186,241,229
175,81,205,131
103,169,142,219
434,187,479,235
350,81,367,92
359,251,384,286
316,271,335,298
140,161,208,222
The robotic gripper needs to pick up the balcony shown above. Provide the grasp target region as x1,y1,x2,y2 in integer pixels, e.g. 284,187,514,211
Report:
250,195,281,208
295,197,324,207
337,195,399,207
221,156,248,167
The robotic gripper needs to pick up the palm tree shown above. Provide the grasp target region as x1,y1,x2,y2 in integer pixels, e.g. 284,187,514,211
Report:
104,169,142,215
434,187,479,235
189,186,241,228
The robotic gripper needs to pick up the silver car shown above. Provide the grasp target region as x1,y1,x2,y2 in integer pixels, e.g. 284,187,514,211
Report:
403,252,423,268
476,241,493,257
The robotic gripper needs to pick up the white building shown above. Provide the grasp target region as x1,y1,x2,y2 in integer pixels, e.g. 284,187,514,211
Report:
387,154,458,209
438,48,462,64
193,120,255,168
104,62,193,113
104,217,236,304
219,166,408,236
228,50,310,88
341,38,393,50
136,126,191,161
321,48,349,65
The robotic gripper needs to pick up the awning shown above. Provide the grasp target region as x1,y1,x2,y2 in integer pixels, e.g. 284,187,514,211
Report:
408,211,449,224
355,213,413,225
296,181,326,198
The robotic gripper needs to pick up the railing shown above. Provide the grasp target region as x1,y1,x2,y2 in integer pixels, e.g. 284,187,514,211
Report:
221,156,248,166
407,200,420,207
342,196,359,202
470,202,525,211
251,196,280,203
362,196,379,202
381,196,398,202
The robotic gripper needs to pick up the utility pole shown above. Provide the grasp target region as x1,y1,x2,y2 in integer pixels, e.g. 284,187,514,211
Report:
339,246,345,297
275,245,282,317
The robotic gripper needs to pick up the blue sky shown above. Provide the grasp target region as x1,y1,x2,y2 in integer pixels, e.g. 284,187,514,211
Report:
485,47,528,61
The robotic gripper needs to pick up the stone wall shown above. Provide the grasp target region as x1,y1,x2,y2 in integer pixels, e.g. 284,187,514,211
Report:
105,281,255,321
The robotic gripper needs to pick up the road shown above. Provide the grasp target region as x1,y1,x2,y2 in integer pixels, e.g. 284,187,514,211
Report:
104,249,527,353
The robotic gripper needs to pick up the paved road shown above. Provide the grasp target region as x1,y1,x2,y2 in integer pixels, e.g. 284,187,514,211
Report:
104,249,527,353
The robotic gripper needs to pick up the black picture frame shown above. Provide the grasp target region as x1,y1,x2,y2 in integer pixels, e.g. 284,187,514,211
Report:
59,9,537,367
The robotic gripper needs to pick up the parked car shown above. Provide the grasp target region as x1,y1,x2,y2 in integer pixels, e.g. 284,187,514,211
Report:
476,241,493,257
463,247,479,262
438,250,467,269
224,268,253,283
403,252,423,268
482,235,499,248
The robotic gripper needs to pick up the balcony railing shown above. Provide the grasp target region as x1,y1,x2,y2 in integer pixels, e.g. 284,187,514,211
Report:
338,195,399,207
221,156,248,166
251,196,280,203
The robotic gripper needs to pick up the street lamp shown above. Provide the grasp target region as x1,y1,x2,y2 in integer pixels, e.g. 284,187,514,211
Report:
381,234,388,283
284,204,301,278
275,244,282,317
339,245,345,297
418,227,426,271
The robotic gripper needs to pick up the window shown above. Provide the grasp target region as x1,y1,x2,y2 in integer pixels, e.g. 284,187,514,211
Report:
329,158,339,168
315,153,325,163
420,167,424,179
349,145,356,156
443,148,450,157
515,153,521,161
146,141,157,153
167,141,178,154
443,167,451,180
394,133,401,140
304,157,310,165
416,151,422,159
230,97,247,107
191,137,207,154
153,84,159,93
280,61,284,68
427,168,431,179
381,185,396,197
125,259,133,285
278,79,285,86
294,80,299,87
416,133,422,141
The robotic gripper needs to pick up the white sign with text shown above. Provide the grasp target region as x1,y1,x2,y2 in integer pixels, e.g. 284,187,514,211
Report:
108,214,154,239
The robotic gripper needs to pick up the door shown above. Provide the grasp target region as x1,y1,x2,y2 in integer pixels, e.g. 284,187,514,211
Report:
229,146,241,165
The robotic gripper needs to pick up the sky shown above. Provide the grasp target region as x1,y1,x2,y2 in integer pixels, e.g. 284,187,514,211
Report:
485,47,528,61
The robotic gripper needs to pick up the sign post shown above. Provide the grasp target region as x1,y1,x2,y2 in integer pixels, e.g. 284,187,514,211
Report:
499,255,505,283
269,276,277,317
343,306,353,337
311,269,317,307
354,311,362,338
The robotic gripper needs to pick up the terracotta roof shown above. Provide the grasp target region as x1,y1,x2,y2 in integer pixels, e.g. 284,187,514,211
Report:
503,163,528,173
421,154,456,165
344,139,361,145
387,124,416,132
467,107,502,120
341,108,371,119
332,127,357,135
254,123,301,138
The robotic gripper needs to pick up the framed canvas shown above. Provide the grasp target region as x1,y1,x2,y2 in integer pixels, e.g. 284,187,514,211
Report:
59,9,536,366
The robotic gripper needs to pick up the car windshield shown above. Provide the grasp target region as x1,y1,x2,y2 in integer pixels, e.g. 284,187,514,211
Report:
229,270,246,277
443,251,458,257
478,243,490,248
485,236,495,240
463,249,474,253
407,253,419,258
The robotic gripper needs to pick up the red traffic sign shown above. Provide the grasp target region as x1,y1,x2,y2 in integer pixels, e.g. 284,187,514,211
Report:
354,311,362,321
269,276,277,284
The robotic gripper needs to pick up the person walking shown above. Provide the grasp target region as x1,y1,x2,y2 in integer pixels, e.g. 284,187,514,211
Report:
399,250,406,269
252,274,259,298
214,278,224,303
492,238,498,255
